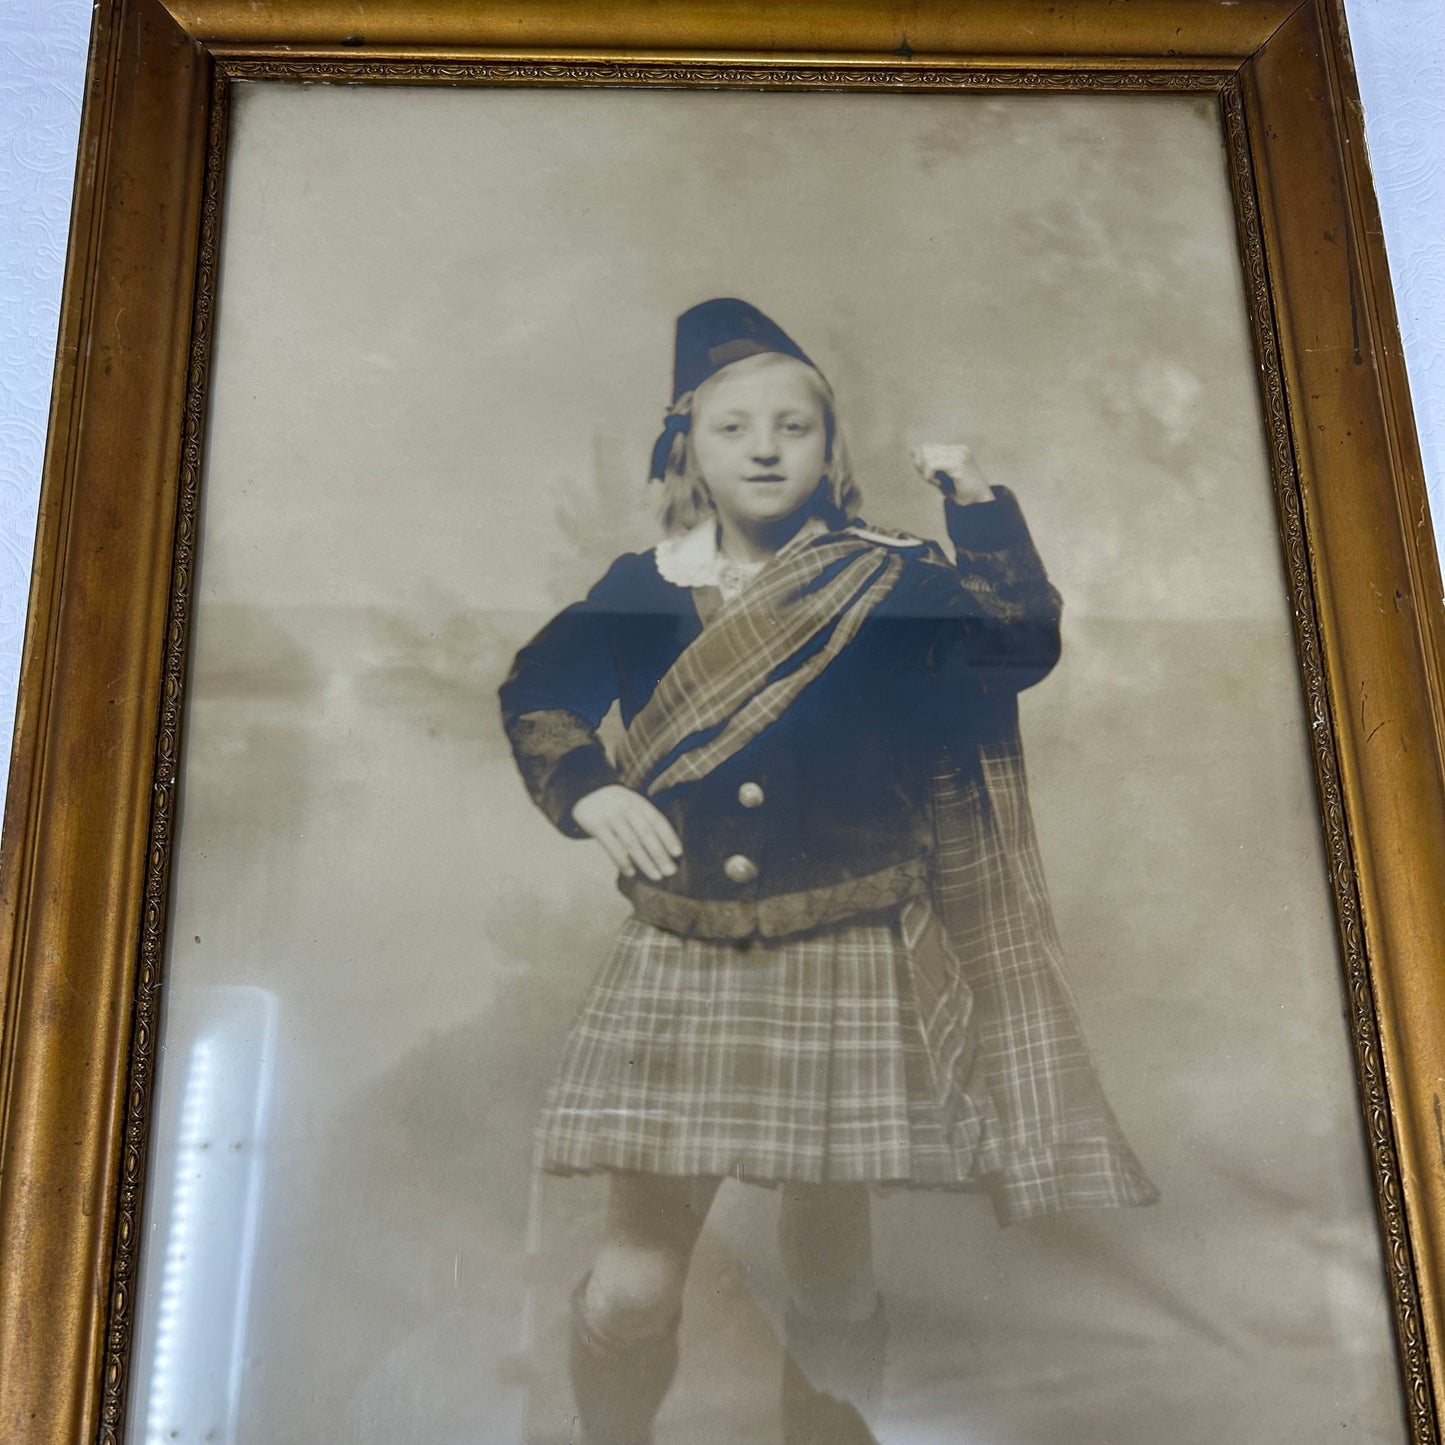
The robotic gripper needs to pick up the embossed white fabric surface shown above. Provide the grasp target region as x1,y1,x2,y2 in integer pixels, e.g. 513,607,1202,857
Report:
1347,0,1445,538
0,0,88,784
0,9,1439,790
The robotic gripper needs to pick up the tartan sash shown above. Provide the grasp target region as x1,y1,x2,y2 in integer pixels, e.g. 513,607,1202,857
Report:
615,529,912,796
928,744,1159,1223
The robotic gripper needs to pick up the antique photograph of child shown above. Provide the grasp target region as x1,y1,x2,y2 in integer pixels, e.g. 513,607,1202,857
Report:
130,84,1409,1445
499,296,1156,1443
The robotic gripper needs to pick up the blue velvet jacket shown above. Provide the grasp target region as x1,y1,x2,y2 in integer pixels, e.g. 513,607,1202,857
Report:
499,489,1061,939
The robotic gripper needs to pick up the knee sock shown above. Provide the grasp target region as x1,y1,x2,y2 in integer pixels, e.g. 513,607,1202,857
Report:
569,1276,681,1445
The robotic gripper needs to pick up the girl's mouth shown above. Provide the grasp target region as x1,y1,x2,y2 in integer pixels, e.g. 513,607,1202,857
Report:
746,474,786,483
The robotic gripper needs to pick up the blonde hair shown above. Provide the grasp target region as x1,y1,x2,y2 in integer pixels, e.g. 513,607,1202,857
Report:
653,353,861,536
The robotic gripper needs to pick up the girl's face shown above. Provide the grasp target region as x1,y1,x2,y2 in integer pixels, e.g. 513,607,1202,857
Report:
691,355,829,535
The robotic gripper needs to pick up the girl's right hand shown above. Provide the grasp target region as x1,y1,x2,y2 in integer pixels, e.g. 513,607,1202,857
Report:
571,785,684,881
909,442,994,506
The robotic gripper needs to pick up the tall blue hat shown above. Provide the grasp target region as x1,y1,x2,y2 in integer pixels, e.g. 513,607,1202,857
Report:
650,298,816,480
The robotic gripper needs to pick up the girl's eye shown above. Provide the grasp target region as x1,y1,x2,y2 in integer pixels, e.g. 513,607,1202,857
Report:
782,422,811,435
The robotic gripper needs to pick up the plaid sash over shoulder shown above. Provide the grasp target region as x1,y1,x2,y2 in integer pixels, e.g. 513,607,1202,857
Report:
615,532,908,796
615,525,1157,1223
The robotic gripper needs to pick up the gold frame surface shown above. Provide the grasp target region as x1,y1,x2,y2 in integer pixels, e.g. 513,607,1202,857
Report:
1,3,1442,1441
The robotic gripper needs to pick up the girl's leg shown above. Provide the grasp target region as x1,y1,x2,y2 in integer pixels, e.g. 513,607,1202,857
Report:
584,1172,721,1339
778,1181,877,1321
570,1173,721,1445
777,1182,885,1445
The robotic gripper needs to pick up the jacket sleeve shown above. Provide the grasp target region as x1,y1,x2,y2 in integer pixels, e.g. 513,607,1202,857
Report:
498,556,640,836
931,485,1063,693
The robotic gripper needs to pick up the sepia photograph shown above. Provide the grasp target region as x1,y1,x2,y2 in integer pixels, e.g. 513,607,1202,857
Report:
115,80,1409,1444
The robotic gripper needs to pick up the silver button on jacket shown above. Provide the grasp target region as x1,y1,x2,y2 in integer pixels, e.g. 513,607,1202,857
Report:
737,781,765,809
723,854,760,885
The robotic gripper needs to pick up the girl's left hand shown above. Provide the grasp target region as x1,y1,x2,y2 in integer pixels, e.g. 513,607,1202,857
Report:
910,443,994,506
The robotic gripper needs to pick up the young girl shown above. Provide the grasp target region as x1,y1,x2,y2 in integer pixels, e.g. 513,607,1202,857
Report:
500,298,1156,1445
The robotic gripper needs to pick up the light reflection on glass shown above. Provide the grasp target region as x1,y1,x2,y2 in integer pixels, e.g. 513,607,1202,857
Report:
129,986,277,1445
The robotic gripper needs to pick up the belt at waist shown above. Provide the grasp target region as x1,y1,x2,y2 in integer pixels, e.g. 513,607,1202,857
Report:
618,855,932,941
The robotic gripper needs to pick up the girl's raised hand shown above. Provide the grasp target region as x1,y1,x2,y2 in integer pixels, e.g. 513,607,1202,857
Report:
910,442,994,506
571,785,684,881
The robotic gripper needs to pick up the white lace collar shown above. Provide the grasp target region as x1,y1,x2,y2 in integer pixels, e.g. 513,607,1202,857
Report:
654,516,924,592
654,520,729,590
654,519,836,598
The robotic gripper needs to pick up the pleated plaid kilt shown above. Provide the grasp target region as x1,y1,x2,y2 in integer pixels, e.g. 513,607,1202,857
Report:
535,746,1159,1218
535,898,1003,1186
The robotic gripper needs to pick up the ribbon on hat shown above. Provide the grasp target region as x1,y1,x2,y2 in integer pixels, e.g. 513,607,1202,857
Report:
649,410,692,481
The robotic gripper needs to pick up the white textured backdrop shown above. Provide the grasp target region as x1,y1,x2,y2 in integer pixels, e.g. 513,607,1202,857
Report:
0,0,89,784
1348,0,1445,520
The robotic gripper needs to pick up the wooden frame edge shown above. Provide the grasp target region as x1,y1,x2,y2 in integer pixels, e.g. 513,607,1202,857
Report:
156,0,1307,60
1245,1,1445,1430
0,3,210,1441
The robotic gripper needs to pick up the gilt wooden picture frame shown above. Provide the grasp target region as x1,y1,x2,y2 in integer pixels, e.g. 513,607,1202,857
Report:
2,3,1444,1442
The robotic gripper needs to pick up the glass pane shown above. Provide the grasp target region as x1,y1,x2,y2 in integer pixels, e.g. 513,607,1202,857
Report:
129,85,1406,1445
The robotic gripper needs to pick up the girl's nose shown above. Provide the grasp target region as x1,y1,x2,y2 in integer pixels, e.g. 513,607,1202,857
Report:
751,440,780,464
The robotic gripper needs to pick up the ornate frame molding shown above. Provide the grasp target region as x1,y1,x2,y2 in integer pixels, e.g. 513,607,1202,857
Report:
1222,76,1436,1441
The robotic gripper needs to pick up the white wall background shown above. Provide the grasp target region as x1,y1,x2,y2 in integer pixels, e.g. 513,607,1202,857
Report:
0,4,1441,776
